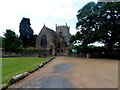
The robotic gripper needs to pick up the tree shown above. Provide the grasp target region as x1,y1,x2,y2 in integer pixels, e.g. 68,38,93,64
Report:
31,34,37,47
69,35,76,44
19,17,34,47
3,29,20,53
76,2,101,47
98,2,120,51
76,2,120,51
69,32,82,45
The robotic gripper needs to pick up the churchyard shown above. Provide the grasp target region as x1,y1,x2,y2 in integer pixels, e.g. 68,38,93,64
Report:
1,1,120,89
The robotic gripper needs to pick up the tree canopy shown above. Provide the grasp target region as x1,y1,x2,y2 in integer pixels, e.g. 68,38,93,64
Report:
19,17,34,47
3,29,20,53
76,2,120,51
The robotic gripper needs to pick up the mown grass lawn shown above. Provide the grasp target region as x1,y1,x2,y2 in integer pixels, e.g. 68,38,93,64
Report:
1,56,52,84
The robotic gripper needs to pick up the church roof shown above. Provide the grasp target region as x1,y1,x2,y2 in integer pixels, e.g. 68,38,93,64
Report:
43,25,58,39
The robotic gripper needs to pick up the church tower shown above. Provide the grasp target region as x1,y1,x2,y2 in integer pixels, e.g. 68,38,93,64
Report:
56,23,70,46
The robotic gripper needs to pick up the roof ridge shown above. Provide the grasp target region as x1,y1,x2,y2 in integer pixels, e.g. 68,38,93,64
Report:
42,25,58,38
44,25,55,32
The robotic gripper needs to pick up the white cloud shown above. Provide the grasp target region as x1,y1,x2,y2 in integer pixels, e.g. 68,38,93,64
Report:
0,0,97,36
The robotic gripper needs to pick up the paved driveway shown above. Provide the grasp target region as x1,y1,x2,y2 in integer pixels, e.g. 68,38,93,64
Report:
9,56,118,88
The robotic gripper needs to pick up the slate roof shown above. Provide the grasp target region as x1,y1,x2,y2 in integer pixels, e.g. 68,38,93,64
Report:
43,25,58,39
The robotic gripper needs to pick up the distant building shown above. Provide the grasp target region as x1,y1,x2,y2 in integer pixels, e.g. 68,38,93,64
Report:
36,24,70,52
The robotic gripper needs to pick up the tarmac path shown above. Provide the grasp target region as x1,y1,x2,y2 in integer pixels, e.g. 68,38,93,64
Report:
8,56,118,88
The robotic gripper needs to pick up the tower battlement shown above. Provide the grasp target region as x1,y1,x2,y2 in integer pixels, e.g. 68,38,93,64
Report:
56,23,70,36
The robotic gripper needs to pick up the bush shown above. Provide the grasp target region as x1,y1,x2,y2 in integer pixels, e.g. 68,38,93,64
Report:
20,48,47,56
2,48,48,57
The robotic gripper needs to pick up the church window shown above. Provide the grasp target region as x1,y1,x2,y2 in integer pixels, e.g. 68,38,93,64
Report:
41,35,47,48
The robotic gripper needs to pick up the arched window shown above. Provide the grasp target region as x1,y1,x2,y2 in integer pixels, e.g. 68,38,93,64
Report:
41,35,47,48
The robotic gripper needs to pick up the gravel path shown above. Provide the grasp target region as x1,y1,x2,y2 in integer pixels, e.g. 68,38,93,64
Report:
8,56,118,88
22,75,75,88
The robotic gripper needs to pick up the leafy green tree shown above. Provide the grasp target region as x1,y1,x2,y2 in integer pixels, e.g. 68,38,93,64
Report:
19,17,34,47
76,2,104,46
3,29,20,53
97,2,120,51
69,35,76,44
31,34,37,47
76,2,120,51
69,32,82,46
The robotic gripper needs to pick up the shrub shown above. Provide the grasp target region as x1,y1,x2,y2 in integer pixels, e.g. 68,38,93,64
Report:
20,48,47,56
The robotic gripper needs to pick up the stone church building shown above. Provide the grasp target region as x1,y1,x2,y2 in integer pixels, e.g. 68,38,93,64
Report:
36,23,70,53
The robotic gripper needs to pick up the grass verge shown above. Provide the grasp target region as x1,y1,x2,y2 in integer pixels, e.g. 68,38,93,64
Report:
2,56,52,84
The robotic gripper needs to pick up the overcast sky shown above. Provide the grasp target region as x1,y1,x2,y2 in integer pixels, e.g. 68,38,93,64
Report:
0,0,97,36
